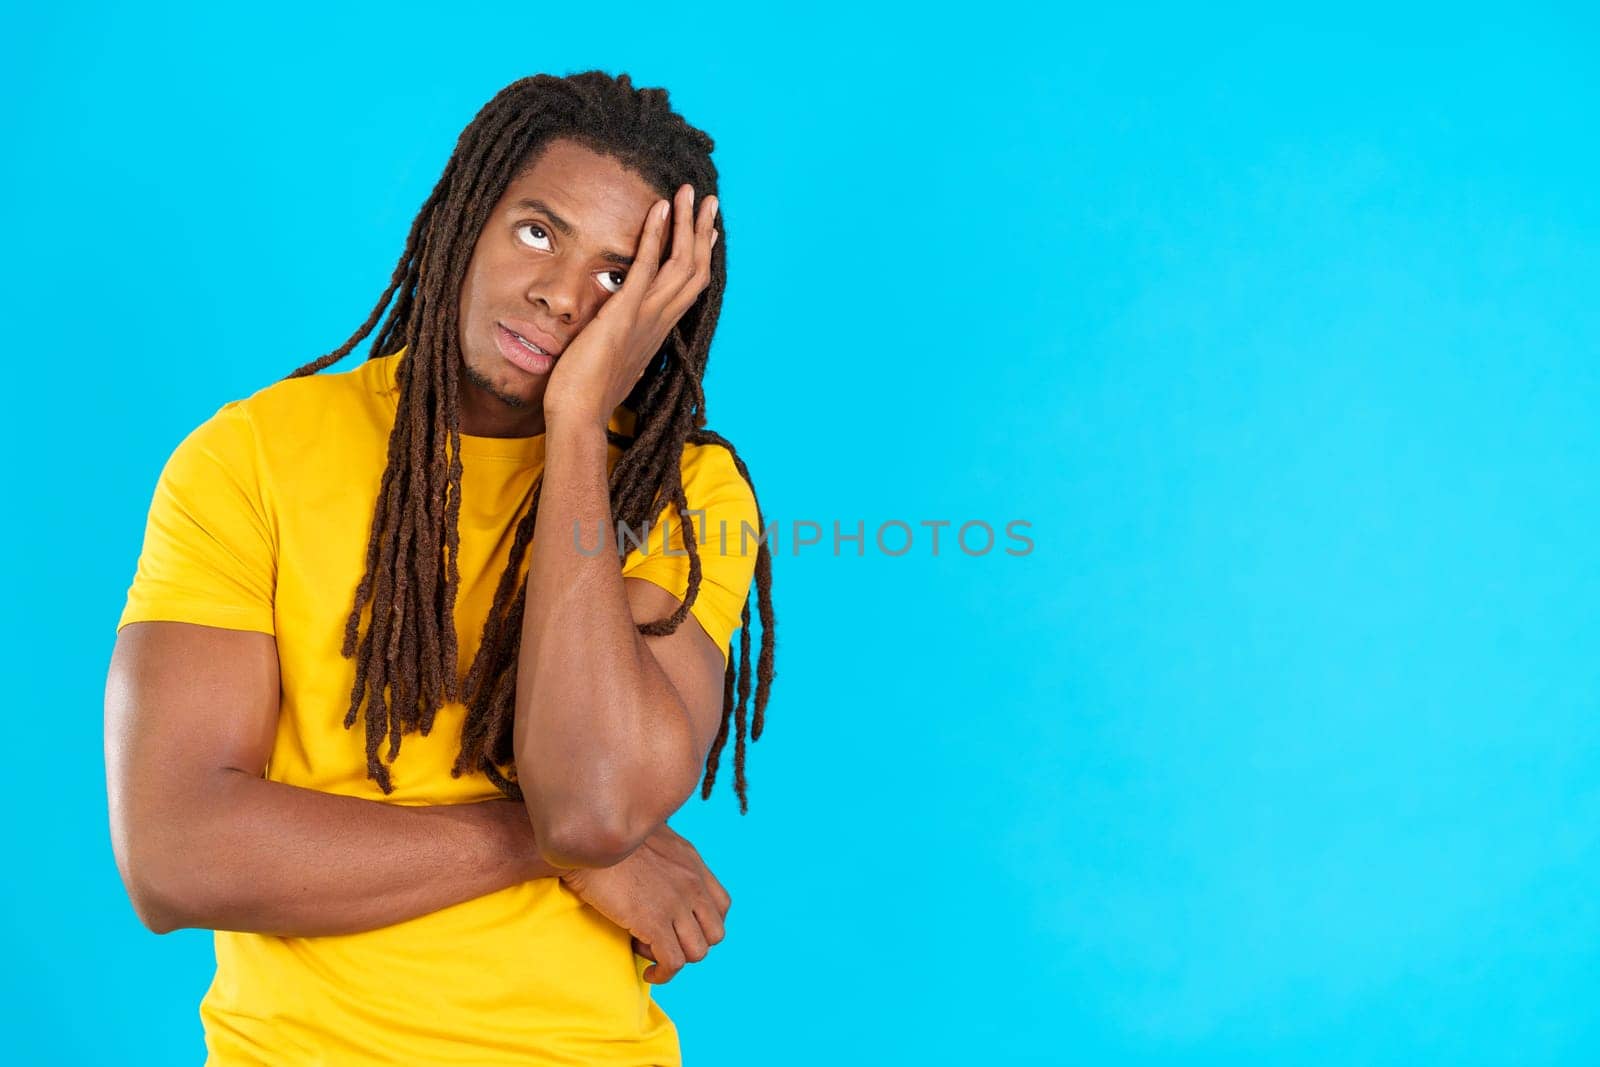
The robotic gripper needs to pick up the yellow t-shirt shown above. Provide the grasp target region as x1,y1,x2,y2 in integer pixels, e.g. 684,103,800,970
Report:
116,350,760,1065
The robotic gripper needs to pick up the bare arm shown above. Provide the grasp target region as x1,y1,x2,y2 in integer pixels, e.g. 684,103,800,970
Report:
515,184,728,869
105,621,568,937
514,423,728,869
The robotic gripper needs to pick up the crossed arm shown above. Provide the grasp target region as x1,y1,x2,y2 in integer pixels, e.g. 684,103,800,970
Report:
104,557,727,941
104,622,557,937
515,417,730,869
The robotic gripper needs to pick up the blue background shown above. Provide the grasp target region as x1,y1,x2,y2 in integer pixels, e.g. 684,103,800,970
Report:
4,2,1598,1063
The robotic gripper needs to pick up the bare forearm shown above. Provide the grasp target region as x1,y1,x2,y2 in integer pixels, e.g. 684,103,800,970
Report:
513,417,695,858
130,774,567,937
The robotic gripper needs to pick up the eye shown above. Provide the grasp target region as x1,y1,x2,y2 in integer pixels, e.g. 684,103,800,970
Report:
597,270,627,294
514,223,552,251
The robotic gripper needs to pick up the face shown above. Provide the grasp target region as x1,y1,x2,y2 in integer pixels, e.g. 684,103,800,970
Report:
455,137,661,436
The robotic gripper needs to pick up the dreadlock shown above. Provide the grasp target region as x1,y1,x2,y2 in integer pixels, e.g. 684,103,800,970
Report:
283,71,777,813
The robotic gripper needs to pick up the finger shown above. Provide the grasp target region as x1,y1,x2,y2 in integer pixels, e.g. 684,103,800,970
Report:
640,940,684,985
643,932,687,984
632,937,657,963
674,913,710,965
665,182,696,277
693,902,726,947
684,193,717,300
700,865,732,917
663,192,718,317
619,198,672,306
648,184,698,311
698,193,718,262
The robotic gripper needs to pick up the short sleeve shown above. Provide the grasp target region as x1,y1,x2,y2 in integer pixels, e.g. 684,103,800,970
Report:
116,401,278,636
620,443,761,666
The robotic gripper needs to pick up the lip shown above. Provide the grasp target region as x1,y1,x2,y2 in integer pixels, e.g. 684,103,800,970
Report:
495,323,562,375
498,320,565,358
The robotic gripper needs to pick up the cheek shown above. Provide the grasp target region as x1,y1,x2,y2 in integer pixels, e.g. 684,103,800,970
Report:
459,262,497,323
457,277,496,357
460,240,503,294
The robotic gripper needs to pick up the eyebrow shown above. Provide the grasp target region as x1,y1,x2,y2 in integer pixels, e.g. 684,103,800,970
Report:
512,198,635,267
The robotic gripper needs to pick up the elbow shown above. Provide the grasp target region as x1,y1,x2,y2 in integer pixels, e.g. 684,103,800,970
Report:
110,813,211,935
516,739,676,869
517,765,652,871
129,885,184,936
533,806,648,870
114,848,193,935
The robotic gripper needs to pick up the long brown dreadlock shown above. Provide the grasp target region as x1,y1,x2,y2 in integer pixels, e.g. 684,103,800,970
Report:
282,71,777,813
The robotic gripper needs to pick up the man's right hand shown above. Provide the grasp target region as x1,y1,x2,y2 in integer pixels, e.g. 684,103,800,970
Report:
557,822,731,984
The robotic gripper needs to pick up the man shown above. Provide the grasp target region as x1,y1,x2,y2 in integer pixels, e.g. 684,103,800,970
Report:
104,70,778,1065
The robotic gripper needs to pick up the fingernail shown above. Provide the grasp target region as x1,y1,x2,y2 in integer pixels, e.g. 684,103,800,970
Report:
657,200,670,221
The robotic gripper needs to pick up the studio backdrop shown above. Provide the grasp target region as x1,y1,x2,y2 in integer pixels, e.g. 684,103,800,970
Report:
4,3,1599,1065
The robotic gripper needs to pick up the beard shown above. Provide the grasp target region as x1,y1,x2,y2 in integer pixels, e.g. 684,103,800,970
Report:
461,354,532,409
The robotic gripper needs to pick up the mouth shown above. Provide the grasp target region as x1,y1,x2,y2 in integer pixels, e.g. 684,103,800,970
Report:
495,323,561,375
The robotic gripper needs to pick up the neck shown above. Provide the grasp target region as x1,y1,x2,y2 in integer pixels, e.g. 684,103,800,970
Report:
458,398,547,438
457,365,548,438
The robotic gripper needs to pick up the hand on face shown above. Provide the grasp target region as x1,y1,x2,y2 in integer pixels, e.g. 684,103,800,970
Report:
541,183,719,430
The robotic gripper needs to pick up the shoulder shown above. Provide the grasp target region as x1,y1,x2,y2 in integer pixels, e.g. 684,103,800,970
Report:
150,353,397,509
229,351,398,436
168,352,399,479
675,433,749,489
677,437,757,514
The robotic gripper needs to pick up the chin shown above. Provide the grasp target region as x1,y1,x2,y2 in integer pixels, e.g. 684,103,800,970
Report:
462,351,537,410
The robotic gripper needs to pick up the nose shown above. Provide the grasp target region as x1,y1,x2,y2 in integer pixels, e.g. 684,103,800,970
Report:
525,260,586,324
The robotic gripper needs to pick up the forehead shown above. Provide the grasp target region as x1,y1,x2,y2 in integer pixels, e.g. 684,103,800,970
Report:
495,138,659,243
